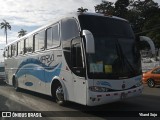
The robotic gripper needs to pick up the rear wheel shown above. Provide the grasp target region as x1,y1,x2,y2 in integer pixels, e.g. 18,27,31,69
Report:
13,77,19,91
147,79,155,88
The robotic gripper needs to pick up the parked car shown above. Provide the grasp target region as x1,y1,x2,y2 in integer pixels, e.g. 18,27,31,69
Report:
143,66,160,88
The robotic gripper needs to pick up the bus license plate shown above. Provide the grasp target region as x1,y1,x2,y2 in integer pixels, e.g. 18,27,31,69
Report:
121,93,127,99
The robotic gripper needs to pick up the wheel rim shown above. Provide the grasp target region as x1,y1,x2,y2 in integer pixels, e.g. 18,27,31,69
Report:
148,79,154,87
56,86,64,102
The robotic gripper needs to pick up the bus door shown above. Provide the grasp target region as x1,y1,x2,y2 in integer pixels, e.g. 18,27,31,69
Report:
71,38,86,105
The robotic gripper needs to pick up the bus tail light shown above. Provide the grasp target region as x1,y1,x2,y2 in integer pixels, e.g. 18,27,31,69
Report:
135,81,143,87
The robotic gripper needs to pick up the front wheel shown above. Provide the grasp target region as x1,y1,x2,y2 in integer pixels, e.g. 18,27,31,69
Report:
55,84,65,105
147,79,155,88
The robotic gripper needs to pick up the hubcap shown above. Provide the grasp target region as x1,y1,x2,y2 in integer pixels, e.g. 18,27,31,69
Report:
148,80,154,87
56,86,64,101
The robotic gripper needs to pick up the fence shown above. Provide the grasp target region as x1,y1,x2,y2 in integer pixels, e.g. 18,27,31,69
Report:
141,49,160,72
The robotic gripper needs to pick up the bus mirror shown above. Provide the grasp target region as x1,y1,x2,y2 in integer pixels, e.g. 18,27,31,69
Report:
82,30,95,54
140,36,156,55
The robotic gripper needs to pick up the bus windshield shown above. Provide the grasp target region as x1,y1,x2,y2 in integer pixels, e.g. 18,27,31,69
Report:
78,15,141,79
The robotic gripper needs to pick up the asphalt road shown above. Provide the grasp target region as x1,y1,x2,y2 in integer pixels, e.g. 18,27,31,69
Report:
0,80,160,120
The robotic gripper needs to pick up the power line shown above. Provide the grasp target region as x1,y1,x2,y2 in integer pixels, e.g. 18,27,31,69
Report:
135,26,160,35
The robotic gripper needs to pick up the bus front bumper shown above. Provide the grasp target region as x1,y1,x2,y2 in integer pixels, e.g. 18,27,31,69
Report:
87,85,143,106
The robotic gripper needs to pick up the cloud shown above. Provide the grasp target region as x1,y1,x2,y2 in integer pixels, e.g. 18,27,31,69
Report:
0,0,159,45
0,0,106,44
0,0,103,27
0,31,17,44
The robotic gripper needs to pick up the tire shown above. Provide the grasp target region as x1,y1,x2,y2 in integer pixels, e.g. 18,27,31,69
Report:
147,79,155,88
55,83,65,105
13,78,20,91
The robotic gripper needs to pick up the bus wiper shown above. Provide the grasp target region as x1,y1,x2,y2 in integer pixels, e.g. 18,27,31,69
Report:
116,39,136,74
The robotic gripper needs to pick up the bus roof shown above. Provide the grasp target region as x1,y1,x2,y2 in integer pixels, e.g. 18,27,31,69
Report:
5,12,128,47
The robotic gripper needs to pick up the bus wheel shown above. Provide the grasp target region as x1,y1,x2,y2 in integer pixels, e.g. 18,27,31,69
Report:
55,83,65,105
13,78,19,91
147,79,155,88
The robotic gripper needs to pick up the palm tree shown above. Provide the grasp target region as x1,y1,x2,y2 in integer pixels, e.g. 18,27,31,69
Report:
0,19,11,44
77,7,88,13
18,29,27,38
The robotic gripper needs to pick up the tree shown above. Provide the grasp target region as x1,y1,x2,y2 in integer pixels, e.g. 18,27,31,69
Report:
77,7,88,13
114,0,129,18
95,1,115,15
18,29,27,38
130,0,159,33
94,0,160,47
0,19,11,44
142,14,160,48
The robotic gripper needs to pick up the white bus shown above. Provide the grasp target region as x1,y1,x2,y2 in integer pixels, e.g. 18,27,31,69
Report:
4,12,143,106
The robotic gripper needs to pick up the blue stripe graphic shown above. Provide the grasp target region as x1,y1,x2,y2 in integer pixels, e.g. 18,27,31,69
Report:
16,58,62,83
25,82,33,86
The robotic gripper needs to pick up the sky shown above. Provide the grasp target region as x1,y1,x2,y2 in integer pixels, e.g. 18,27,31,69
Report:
0,0,159,62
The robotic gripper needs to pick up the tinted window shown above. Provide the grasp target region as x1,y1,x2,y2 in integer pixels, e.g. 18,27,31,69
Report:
25,36,33,53
35,30,45,51
4,48,8,58
25,38,29,53
0,67,4,72
79,15,141,79
61,18,79,41
18,41,21,55
8,46,11,57
79,15,134,38
47,28,52,48
11,43,17,56
152,68,160,74
47,24,59,48
20,40,24,54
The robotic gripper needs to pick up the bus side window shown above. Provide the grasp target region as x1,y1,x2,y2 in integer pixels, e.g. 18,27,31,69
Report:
25,37,33,53
46,24,59,49
25,38,29,53
35,30,45,51
20,40,24,54
61,18,79,41
8,46,11,58
18,41,21,55
4,48,7,58
28,36,33,52
46,27,52,48
11,44,17,56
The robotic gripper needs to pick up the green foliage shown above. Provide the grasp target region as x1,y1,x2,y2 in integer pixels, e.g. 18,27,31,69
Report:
77,7,88,13
18,29,27,38
115,0,129,18
94,0,160,48
0,19,11,44
95,1,115,15
142,14,160,48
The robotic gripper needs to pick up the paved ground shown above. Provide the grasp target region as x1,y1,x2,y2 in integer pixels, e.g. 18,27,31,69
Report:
0,80,160,120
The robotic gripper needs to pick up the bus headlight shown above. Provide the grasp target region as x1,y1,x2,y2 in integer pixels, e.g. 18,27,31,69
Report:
89,86,109,92
135,81,143,87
